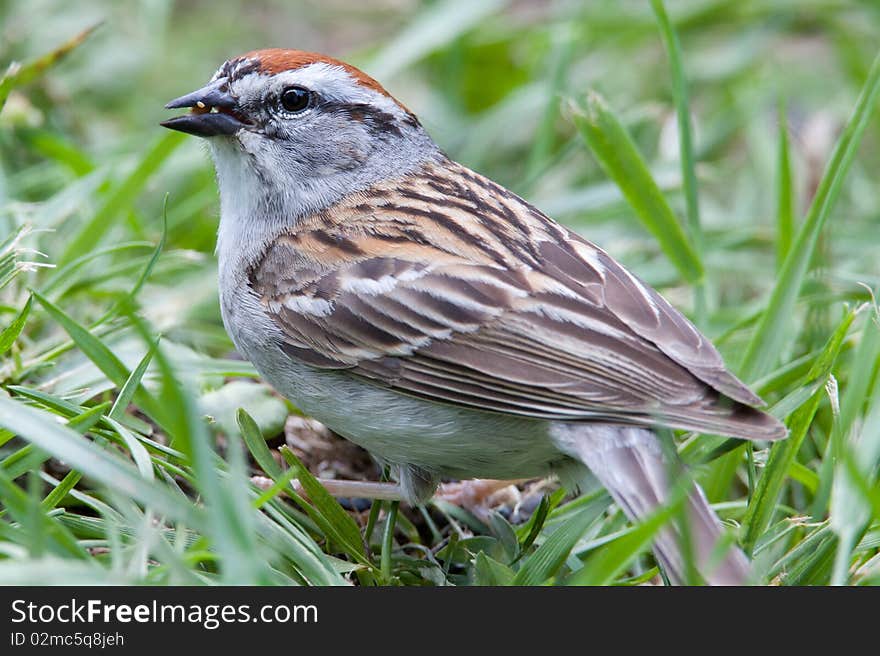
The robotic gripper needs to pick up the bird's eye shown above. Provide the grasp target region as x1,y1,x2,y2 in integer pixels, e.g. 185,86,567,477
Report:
279,87,311,114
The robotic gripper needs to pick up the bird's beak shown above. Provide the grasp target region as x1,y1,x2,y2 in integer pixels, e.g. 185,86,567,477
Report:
160,78,249,137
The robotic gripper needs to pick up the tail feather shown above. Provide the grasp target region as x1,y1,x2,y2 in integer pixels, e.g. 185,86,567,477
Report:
553,424,750,585
665,399,788,442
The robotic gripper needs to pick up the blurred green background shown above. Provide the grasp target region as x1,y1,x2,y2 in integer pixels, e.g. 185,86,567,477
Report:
0,0,879,585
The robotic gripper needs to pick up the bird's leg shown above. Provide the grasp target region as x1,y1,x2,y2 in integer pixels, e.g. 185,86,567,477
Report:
300,478,405,500
250,474,532,509
250,475,404,500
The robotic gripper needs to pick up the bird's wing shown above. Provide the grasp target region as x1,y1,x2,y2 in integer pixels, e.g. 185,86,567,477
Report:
249,160,786,440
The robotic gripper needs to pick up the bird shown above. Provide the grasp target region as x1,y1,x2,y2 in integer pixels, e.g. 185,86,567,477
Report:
162,48,788,585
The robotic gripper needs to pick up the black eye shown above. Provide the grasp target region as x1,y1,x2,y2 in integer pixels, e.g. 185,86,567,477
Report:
279,86,311,113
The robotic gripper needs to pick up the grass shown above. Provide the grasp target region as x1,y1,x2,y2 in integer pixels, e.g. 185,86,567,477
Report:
0,0,879,586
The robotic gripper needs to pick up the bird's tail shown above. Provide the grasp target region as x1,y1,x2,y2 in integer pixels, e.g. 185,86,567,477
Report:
553,424,751,585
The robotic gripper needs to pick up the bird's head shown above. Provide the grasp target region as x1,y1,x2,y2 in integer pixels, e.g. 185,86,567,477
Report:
162,49,439,218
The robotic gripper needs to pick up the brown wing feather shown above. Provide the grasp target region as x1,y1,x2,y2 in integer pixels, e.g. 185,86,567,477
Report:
249,160,786,441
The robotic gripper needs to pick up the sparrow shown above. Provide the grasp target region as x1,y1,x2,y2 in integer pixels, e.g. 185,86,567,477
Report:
162,48,788,585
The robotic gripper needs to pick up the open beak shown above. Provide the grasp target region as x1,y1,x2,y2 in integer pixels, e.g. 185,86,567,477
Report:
160,78,249,137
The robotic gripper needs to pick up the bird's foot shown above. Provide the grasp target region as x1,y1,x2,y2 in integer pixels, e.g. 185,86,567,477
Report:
435,478,533,520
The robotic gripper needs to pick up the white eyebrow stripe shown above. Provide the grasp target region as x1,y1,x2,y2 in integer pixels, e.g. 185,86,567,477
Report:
263,64,408,118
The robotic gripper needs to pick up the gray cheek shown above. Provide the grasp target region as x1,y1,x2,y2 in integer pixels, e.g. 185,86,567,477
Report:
260,116,371,172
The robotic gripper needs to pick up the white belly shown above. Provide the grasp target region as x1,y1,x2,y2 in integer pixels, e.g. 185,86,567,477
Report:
219,277,563,480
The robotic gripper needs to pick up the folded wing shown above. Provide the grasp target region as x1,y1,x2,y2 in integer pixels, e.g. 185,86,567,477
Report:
249,161,786,441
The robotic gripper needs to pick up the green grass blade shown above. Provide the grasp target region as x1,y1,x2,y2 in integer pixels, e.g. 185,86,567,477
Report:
279,446,370,566
32,291,130,380
0,23,100,109
23,131,95,176
237,408,282,478
0,558,125,585
651,0,701,250
775,101,795,269
781,526,837,585
0,444,44,480
739,51,880,381
0,295,32,355
568,502,678,586
0,395,201,526
0,467,86,558
7,386,83,417
571,91,704,283
837,307,880,443
252,467,299,509
60,402,109,433
474,552,515,585
59,131,185,265
1,402,110,478
257,502,347,585
524,26,575,182
32,291,167,428
41,470,83,510
832,450,880,585
741,307,856,554
93,212,168,328
651,0,706,322
380,500,399,582
814,308,880,516
514,491,559,562
512,493,607,585
829,313,880,584
108,339,157,421
487,511,519,562
139,313,271,583
743,392,823,556
105,418,154,481
41,243,155,296
366,0,507,79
